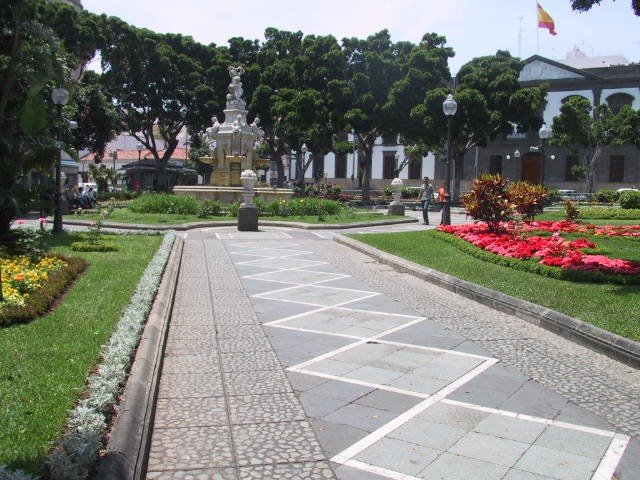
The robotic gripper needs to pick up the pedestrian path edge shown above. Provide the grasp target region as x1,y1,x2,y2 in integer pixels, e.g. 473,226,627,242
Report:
97,236,184,480
333,234,640,369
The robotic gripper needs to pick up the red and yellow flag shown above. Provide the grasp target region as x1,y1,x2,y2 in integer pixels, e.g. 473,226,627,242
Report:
537,3,557,35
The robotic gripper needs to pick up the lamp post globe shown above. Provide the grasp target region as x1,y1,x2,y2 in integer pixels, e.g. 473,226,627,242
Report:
442,93,457,225
51,87,69,234
538,123,550,184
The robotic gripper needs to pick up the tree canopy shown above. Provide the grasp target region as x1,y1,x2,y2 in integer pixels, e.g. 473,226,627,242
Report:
570,0,640,16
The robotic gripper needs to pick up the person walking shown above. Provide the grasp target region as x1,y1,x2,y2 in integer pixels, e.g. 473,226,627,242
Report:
418,176,434,225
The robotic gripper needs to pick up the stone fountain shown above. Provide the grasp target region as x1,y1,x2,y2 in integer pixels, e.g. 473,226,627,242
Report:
173,66,293,203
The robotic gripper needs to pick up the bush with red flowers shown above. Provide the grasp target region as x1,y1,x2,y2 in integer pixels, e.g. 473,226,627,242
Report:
436,220,640,283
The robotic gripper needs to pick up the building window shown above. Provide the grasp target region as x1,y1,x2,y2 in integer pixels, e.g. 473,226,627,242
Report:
565,154,580,181
381,134,398,145
489,155,502,175
408,158,422,180
606,93,634,114
335,153,347,179
610,155,625,182
383,152,396,179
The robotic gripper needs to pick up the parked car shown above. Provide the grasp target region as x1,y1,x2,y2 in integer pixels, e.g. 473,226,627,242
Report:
556,189,588,201
616,187,639,193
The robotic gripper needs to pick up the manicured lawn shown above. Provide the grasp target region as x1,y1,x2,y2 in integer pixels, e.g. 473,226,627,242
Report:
66,208,390,225
350,230,640,341
0,233,163,475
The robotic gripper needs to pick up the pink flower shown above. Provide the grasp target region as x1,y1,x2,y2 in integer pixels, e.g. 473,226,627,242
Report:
38,217,46,223
17,219,25,225
440,221,640,275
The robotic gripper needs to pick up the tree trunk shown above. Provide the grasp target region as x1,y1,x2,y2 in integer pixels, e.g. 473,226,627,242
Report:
361,145,373,202
586,146,601,194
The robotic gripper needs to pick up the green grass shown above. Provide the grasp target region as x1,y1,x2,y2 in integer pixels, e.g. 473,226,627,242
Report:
350,230,640,341
66,208,389,225
0,233,163,475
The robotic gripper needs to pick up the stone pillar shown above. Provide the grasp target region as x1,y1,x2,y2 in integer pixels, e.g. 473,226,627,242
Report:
387,177,405,216
238,170,258,231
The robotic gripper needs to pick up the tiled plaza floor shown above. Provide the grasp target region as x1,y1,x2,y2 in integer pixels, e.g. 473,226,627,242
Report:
145,226,639,480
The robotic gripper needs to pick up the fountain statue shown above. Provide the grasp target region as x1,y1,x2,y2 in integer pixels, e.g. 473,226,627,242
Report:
173,66,293,204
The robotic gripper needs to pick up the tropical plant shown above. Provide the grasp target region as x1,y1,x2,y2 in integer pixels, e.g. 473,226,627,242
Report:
461,174,513,232
508,181,549,221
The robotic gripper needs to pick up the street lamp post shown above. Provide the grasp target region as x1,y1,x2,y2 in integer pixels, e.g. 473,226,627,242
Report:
351,131,357,189
394,151,400,177
442,93,457,225
538,123,550,185
136,143,144,190
300,143,308,186
51,87,69,234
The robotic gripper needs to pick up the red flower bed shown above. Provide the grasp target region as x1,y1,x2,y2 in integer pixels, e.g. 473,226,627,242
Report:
437,221,640,275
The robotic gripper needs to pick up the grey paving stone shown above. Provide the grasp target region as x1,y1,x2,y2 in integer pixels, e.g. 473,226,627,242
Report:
147,425,233,471
164,337,217,355
533,425,613,460
332,464,391,480
353,389,422,413
416,402,490,431
447,384,517,409
323,403,399,432
238,461,336,479
345,365,406,385
287,371,328,392
389,418,467,451
232,421,326,466
514,445,600,480
154,396,228,428
299,391,349,419
500,469,555,480
354,437,440,475
473,414,546,444
306,380,374,403
224,368,293,395
146,468,237,479
499,380,569,419
158,373,224,398
310,418,370,457
615,437,640,480
449,431,531,467
250,297,319,322
418,451,509,480
392,373,450,395
228,393,307,424
553,402,615,432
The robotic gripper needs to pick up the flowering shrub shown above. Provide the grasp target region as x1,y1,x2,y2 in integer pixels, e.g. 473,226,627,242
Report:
437,221,640,278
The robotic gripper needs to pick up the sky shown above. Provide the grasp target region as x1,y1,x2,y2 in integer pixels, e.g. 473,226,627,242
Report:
81,0,639,74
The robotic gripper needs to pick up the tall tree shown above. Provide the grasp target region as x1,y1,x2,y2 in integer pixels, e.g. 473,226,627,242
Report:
340,30,414,200
0,0,68,240
550,96,638,192
570,0,640,16
419,50,547,199
98,18,213,190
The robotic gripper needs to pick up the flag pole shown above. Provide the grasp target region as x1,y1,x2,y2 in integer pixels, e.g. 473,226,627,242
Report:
536,1,540,53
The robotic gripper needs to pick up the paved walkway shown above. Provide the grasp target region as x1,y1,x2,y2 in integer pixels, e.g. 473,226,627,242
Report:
144,225,639,480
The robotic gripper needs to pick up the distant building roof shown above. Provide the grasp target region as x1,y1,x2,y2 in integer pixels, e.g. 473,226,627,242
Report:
559,47,629,69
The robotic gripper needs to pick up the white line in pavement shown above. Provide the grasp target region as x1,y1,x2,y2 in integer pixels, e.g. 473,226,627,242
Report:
269,324,364,340
287,368,430,399
441,399,619,437
330,357,499,464
374,339,493,361
343,459,423,480
592,433,631,480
